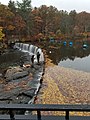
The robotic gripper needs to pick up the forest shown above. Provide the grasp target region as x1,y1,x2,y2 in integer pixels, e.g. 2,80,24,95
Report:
0,0,90,44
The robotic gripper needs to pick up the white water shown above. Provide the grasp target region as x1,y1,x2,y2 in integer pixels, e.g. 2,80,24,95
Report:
14,43,44,63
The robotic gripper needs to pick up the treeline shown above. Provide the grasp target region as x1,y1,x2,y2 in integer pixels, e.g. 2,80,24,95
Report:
0,0,90,42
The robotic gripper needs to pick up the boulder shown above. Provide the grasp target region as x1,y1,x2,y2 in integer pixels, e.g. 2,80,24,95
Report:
5,66,29,81
0,73,2,77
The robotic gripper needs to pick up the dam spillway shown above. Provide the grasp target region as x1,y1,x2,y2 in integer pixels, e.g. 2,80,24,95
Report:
14,43,44,63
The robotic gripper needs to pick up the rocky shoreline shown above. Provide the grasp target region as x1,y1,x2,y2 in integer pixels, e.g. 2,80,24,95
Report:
0,63,44,104
0,45,45,108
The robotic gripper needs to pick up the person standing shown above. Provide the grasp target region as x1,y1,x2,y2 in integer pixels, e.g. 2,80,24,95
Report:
37,51,40,64
31,54,34,67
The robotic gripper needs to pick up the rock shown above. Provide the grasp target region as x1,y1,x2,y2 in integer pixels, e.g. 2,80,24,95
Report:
23,64,31,68
0,73,2,77
23,88,36,98
0,92,13,100
4,66,29,81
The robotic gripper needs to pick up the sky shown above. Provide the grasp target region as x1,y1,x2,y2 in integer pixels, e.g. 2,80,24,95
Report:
0,0,90,13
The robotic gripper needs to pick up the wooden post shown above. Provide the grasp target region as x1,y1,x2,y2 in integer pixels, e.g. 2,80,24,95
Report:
65,110,69,120
37,110,41,120
9,110,15,120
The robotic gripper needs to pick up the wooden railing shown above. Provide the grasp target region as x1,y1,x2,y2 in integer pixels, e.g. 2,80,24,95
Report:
0,104,90,120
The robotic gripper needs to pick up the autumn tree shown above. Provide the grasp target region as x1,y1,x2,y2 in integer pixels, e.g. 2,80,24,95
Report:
69,10,77,33
1,1,90,41
0,4,15,38
38,5,48,35
31,7,43,35
59,10,70,34
8,1,26,39
76,12,90,33
0,27,5,41
16,0,32,36
36,5,59,36
46,6,58,34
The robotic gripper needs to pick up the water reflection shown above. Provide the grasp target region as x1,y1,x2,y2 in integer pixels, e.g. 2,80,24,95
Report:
46,40,90,72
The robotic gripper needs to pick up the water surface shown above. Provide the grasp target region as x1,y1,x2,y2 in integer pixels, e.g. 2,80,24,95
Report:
46,40,90,72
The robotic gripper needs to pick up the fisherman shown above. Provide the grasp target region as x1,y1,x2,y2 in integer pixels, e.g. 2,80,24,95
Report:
31,54,34,67
37,51,40,64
